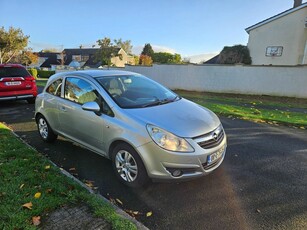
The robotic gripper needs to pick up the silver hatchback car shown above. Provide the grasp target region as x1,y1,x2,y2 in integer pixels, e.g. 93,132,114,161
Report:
35,70,226,187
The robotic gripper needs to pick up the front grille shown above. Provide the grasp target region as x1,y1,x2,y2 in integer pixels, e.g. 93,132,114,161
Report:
197,131,224,149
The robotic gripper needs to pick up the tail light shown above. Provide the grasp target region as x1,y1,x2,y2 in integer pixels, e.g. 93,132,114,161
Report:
25,76,36,83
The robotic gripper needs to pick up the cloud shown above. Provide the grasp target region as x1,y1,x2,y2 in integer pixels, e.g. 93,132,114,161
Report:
184,53,219,64
132,44,177,55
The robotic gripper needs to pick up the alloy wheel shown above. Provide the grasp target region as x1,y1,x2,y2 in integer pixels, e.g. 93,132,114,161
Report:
115,150,138,182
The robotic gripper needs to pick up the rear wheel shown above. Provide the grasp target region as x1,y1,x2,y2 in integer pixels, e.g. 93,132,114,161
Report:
112,143,149,187
36,115,57,142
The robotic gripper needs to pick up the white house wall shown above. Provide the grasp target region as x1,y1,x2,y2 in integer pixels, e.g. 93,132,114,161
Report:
247,7,307,65
111,64,307,98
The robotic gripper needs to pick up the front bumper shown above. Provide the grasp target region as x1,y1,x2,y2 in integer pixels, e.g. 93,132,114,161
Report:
136,133,227,180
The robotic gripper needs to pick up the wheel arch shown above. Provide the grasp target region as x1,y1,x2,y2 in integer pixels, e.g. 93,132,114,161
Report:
108,139,149,174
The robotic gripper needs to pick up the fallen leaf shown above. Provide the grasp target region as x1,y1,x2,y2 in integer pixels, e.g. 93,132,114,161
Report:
69,167,76,171
124,209,142,217
34,192,41,199
84,180,94,188
146,211,153,217
300,127,305,130
45,165,50,170
256,209,261,213
32,216,41,226
20,184,25,189
116,198,123,206
46,189,52,193
22,202,33,210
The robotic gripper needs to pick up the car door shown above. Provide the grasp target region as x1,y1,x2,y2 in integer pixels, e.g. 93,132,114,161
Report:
57,76,108,155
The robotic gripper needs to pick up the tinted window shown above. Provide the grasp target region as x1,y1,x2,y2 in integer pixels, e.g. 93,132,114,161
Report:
46,79,62,97
0,67,30,78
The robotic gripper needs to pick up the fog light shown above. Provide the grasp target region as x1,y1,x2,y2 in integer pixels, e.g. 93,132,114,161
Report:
172,170,182,177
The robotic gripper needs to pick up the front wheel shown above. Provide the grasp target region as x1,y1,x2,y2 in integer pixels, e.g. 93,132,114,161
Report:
112,143,149,187
36,115,57,143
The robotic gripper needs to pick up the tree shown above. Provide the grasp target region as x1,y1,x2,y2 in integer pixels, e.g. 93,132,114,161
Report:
0,26,29,64
152,52,182,64
141,43,154,58
10,49,38,66
133,55,139,65
217,45,252,64
114,38,132,54
20,49,38,66
139,55,153,66
172,54,182,64
96,37,118,66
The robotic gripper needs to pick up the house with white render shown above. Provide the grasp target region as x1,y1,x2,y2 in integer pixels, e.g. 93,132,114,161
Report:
246,0,307,65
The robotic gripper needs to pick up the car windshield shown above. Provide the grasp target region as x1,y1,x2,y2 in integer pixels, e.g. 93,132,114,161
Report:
96,75,180,108
0,67,30,78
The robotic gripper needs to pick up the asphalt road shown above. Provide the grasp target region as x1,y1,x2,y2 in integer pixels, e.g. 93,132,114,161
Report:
1,99,306,230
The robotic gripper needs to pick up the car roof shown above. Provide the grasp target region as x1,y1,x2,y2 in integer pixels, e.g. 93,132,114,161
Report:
47,69,141,83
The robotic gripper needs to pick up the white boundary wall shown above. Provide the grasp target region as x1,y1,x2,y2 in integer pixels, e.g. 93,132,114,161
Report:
119,64,307,98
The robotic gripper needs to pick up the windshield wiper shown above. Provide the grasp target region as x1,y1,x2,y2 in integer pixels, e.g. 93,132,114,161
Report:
142,97,180,108
171,95,181,102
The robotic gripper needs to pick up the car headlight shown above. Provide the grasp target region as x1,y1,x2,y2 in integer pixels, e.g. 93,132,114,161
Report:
146,124,194,152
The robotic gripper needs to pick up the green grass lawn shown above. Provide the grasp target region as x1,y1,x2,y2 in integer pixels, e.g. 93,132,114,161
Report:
36,79,48,87
0,123,136,230
175,90,307,128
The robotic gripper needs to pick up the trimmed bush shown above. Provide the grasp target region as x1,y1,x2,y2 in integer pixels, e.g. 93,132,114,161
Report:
37,70,56,78
28,68,38,79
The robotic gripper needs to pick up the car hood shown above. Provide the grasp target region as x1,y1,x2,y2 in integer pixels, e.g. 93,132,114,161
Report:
124,98,220,138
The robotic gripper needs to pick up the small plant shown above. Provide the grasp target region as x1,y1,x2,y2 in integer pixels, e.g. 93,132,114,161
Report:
28,68,38,79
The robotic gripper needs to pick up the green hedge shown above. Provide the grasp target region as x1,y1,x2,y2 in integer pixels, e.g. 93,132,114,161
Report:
37,70,55,78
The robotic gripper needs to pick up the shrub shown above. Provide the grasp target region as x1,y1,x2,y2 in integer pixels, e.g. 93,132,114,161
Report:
28,68,38,79
37,70,56,78
218,45,252,65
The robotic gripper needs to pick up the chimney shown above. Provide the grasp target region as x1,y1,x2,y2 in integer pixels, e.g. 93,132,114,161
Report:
293,0,302,8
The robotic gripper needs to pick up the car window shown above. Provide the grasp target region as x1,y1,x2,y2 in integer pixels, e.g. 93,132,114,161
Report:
64,77,114,116
46,79,62,97
64,77,98,104
0,67,30,78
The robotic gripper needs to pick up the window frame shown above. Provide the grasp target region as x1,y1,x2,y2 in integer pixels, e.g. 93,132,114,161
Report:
45,78,63,97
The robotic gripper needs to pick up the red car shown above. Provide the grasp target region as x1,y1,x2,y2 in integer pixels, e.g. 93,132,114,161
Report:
0,64,38,103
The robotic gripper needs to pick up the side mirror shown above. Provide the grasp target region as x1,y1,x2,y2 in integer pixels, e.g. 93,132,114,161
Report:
82,101,101,115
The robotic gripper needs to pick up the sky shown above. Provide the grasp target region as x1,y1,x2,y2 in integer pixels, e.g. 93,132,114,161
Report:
1,0,305,62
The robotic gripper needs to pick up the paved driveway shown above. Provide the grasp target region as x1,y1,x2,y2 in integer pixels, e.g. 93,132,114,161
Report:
0,100,306,230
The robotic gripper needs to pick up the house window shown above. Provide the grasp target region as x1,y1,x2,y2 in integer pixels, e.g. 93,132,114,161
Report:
72,55,81,61
265,46,283,57
81,55,89,62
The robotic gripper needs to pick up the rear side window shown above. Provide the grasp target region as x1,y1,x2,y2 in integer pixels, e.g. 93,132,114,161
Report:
64,77,98,105
46,79,62,97
0,67,30,78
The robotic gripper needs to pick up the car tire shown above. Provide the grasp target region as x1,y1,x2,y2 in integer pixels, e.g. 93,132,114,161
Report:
27,97,36,104
36,115,57,143
112,143,149,187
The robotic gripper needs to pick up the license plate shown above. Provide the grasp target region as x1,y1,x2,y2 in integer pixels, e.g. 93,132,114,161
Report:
5,81,21,86
207,145,225,164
